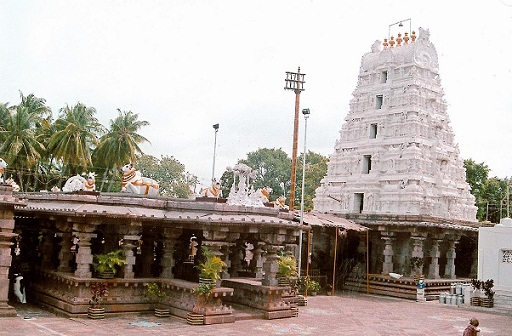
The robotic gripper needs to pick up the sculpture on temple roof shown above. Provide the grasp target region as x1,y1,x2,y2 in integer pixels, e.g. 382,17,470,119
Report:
0,158,7,183
199,178,222,198
121,162,159,196
62,174,87,192
5,177,20,191
83,172,96,191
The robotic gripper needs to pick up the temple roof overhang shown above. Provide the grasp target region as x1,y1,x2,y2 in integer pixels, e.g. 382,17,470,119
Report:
13,192,306,230
299,212,368,232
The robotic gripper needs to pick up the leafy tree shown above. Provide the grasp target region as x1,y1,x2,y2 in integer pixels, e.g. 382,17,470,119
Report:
48,103,104,175
92,109,150,191
0,105,46,190
296,151,328,211
137,154,198,198
464,159,490,220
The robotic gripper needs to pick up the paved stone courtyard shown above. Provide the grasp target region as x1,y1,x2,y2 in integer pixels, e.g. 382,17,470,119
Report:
3,293,511,336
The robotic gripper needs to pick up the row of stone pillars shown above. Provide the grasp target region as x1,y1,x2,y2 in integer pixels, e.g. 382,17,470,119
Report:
42,219,299,287
380,233,459,279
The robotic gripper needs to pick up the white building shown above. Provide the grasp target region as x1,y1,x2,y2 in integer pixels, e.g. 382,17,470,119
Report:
313,27,480,279
478,218,512,310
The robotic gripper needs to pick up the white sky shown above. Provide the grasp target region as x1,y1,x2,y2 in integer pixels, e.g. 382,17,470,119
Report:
1,1,512,187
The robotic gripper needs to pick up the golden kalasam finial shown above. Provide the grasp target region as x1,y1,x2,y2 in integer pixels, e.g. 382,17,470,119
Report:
389,36,395,48
383,38,388,48
396,33,402,46
411,31,416,42
403,32,410,44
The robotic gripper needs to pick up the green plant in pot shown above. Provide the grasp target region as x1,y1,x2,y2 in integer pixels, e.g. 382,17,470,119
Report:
276,253,298,286
144,282,169,317
192,282,216,314
307,280,321,295
196,246,227,285
92,249,126,279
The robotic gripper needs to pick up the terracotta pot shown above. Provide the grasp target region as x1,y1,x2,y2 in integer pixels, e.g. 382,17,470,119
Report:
87,307,105,319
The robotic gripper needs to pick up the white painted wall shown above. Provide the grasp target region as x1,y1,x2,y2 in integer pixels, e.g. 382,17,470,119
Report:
478,218,512,292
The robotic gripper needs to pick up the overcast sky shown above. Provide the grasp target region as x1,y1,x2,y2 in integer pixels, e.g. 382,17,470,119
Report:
1,1,512,187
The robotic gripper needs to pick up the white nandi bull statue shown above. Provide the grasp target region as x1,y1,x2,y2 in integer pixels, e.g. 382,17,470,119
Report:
13,274,26,304
83,172,96,191
62,172,97,192
0,158,7,183
121,162,159,196
5,177,20,191
199,178,222,198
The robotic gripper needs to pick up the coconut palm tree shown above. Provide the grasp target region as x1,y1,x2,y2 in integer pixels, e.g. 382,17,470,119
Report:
92,109,149,191
48,103,104,176
0,105,46,190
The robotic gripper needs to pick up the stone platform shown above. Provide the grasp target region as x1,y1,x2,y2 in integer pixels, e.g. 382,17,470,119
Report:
344,275,469,301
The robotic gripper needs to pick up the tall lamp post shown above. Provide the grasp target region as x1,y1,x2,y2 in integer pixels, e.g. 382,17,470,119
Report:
284,67,306,211
298,108,310,277
211,123,219,181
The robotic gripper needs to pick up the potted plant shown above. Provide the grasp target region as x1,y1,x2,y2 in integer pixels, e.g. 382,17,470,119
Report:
192,282,216,314
144,282,169,317
196,246,227,286
482,279,495,308
470,278,483,306
276,253,298,286
92,249,126,279
88,282,108,319
307,280,321,296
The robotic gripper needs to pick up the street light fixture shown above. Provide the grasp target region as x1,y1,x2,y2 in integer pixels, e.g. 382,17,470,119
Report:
298,108,310,277
212,124,219,182
284,67,306,211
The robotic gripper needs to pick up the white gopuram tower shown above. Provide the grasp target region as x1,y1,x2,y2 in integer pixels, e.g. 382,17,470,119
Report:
313,27,479,280
314,28,477,221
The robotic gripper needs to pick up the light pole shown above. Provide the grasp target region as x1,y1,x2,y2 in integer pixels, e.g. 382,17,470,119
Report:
211,123,219,182
284,67,306,211
298,108,310,277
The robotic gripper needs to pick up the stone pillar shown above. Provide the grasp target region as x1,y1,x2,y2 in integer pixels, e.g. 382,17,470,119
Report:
381,237,394,275
0,185,24,316
55,220,73,273
428,239,442,279
410,236,425,276
260,232,286,286
161,228,181,278
118,220,143,279
72,223,97,278
444,239,458,279
252,242,265,279
139,235,154,278
39,222,55,270
262,244,280,286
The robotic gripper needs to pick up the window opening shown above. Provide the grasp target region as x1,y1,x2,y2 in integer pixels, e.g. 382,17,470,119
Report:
376,95,383,109
370,123,378,139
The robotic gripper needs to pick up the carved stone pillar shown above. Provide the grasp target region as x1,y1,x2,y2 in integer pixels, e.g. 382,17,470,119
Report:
262,244,280,286
428,239,442,279
260,232,286,286
410,236,425,276
119,221,142,279
139,235,154,277
0,185,25,316
444,239,458,279
56,220,73,273
161,228,182,278
40,222,55,270
381,237,394,275
72,222,97,278
251,242,265,279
